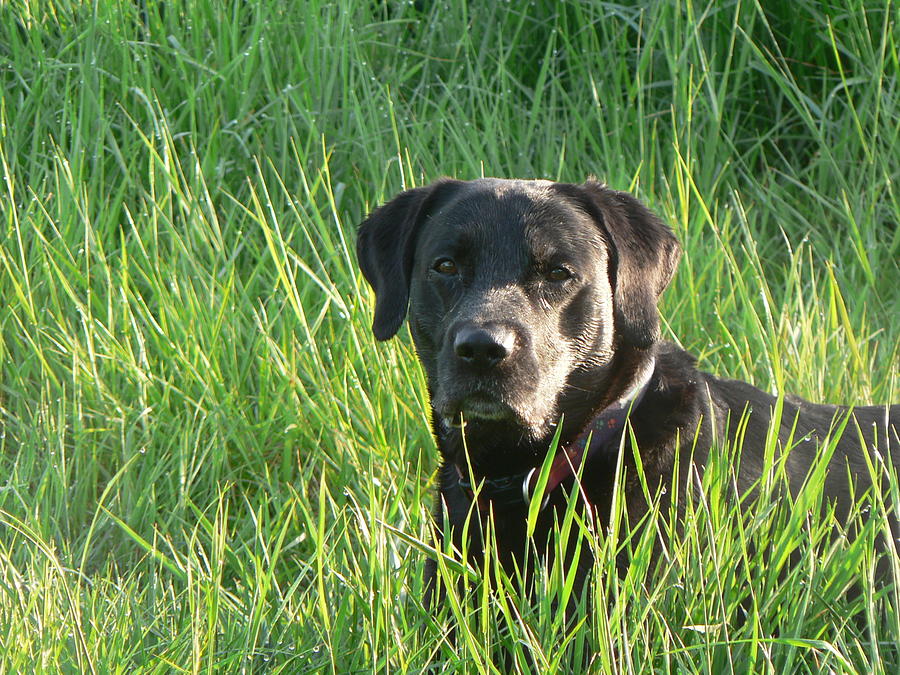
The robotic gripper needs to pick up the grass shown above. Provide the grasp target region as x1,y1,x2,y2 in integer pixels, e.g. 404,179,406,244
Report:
0,0,898,671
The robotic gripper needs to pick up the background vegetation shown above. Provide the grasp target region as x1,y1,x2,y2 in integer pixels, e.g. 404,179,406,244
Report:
0,0,898,671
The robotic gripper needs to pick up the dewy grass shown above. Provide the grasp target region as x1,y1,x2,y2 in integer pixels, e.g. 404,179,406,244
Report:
0,0,898,671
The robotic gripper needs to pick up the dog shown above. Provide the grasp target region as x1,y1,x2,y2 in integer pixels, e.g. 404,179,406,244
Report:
356,177,900,603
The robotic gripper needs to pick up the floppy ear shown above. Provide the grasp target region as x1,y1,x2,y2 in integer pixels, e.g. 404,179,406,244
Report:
356,179,462,340
556,180,681,349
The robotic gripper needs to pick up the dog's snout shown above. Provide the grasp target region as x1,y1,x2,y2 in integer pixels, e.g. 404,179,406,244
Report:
453,324,516,370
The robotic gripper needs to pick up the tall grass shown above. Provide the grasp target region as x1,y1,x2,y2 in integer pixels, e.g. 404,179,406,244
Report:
0,0,897,671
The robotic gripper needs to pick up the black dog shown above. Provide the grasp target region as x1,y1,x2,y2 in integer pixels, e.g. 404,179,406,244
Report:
356,178,900,600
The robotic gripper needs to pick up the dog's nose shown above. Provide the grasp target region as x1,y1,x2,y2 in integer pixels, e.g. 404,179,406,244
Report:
453,324,515,370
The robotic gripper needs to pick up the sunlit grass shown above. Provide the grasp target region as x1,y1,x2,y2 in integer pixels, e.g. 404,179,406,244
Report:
0,0,898,671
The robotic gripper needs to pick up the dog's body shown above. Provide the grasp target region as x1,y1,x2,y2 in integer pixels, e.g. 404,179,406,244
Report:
356,178,900,598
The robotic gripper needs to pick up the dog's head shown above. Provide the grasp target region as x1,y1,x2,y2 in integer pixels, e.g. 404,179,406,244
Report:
357,178,679,459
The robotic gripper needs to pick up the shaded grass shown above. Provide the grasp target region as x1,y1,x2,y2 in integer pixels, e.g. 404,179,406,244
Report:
0,0,898,671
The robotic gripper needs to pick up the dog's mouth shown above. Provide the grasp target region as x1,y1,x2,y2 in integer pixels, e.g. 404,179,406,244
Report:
439,391,518,428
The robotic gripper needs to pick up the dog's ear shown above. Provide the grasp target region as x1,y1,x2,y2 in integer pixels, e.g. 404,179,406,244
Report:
557,180,681,349
356,179,462,340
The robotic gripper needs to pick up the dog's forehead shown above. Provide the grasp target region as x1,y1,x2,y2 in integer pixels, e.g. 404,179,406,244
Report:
453,177,558,215
470,177,555,198
425,178,601,255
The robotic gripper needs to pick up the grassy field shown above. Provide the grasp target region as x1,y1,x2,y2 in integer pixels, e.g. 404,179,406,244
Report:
0,0,898,672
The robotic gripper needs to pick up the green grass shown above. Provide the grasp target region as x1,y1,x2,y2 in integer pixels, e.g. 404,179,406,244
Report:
0,0,898,671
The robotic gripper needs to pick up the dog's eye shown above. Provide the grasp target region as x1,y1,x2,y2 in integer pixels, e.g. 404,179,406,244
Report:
546,266,572,282
433,258,458,275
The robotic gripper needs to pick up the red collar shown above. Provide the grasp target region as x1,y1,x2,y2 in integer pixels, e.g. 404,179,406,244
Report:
455,360,655,511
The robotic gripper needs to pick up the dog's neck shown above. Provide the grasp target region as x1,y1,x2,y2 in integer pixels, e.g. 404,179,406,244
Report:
450,357,656,510
438,354,658,482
